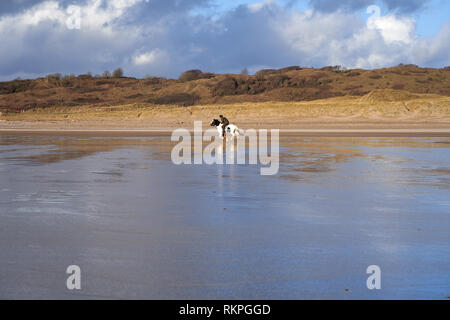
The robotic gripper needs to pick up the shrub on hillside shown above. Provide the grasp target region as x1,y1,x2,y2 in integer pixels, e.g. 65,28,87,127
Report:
113,68,124,78
179,70,214,82
344,85,363,91
179,69,201,81
278,66,302,73
255,67,301,77
267,74,290,87
144,76,164,85
255,69,279,77
213,77,239,96
320,66,344,72
346,71,361,77
0,80,33,94
397,63,418,68
46,73,62,80
61,74,76,87
392,83,405,90
213,74,293,97
151,93,200,106
78,73,93,79
95,80,111,85
369,74,382,79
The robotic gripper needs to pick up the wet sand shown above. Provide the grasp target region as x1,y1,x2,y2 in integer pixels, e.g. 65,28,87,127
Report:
1,128,450,137
0,133,449,299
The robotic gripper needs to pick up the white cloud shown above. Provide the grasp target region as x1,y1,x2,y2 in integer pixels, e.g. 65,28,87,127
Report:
133,49,167,66
413,22,450,67
272,5,446,69
248,0,276,13
0,0,148,32
367,12,416,44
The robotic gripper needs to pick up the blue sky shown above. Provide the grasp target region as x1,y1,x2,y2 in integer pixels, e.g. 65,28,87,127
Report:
414,0,450,36
0,0,448,80
204,0,449,36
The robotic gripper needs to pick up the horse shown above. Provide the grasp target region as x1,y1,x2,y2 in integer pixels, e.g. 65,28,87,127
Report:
210,119,243,137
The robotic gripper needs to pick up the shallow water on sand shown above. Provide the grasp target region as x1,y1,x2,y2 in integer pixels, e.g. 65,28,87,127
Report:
0,133,449,299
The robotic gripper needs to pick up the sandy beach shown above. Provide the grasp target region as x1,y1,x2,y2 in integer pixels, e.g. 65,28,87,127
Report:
1,120,450,137
1,92,449,136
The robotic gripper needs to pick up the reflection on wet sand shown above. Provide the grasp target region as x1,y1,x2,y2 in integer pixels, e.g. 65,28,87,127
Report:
2,135,450,164
0,135,174,163
1,134,450,189
278,138,450,188
0,133,449,299
1,134,450,190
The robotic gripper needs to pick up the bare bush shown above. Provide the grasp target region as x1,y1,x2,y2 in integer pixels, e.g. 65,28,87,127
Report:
46,73,62,80
113,68,124,78
179,69,214,82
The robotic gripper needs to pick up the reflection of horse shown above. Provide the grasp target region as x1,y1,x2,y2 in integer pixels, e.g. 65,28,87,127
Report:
210,119,243,137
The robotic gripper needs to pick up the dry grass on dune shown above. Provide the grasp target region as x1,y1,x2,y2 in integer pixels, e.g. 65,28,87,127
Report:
2,89,449,127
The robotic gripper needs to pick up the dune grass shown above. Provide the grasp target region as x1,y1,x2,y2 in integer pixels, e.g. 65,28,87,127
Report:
3,90,449,125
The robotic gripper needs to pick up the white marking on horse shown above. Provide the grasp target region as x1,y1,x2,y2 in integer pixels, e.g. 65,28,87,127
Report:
210,119,243,137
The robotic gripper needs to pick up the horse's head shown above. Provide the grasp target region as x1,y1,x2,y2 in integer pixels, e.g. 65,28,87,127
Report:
210,119,220,127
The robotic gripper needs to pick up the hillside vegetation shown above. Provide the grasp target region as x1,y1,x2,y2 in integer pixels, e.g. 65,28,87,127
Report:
0,65,449,113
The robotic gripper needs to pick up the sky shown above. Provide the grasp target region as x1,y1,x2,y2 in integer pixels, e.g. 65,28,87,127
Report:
0,0,449,80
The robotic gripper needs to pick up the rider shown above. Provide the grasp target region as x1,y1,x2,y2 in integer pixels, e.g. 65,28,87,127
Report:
219,115,229,137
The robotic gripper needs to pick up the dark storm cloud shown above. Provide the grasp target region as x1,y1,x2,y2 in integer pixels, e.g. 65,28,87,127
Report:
0,0,73,15
0,0,212,17
126,3,298,76
383,0,430,13
309,0,429,13
125,0,211,21
209,4,298,71
136,0,211,14
0,0,41,14
308,0,372,12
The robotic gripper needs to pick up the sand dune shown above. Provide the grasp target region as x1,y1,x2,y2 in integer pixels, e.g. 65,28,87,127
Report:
1,90,449,133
